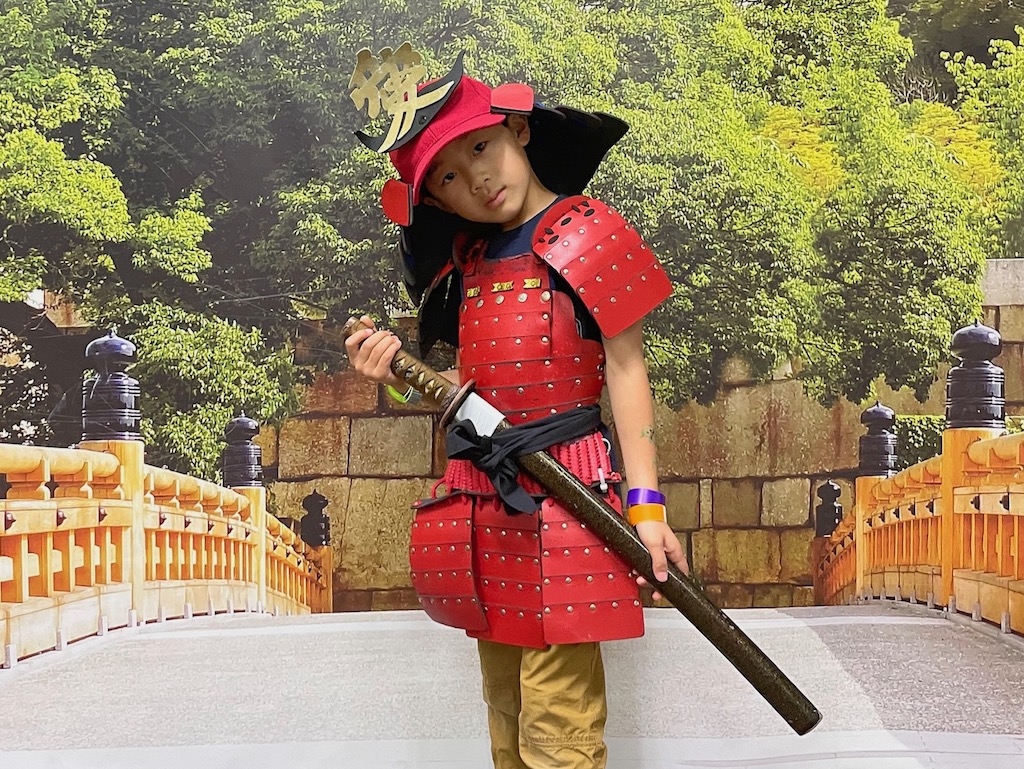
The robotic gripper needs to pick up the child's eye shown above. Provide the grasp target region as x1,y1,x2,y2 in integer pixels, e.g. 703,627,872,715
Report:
473,141,487,154
441,172,455,185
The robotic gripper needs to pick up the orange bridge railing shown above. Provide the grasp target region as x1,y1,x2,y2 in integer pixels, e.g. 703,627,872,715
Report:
1,333,331,668
816,322,1023,636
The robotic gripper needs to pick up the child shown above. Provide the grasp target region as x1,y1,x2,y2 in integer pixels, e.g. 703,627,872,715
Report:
345,48,688,769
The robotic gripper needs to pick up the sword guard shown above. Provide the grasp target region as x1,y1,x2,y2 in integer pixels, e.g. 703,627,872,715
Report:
440,380,477,428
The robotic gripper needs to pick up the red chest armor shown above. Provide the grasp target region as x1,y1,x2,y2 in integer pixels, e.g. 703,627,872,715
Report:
456,246,605,424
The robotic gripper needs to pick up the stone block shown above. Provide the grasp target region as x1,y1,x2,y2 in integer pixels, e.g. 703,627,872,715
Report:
278,418,350,479
706,583,754,609
691,530,716,581
982,259,1024,306
995,307,1024,342
269,477,352,560
983,306,999,330
752,584,793,608
712,479,761,528
371,588,421,611
254,425,278,468
714,529,782,584
873,368,947,417
432,421,450,478
664,482,699,530
762,478,811,527
349,417,433,477
699,479,713,528
656,379,872,479
654,388,770,479
334,590,373,612
337,478,434,591
302,369,379,415
792,586,815,606
779,528,814,584
720,356,756,386
994,344,1024,403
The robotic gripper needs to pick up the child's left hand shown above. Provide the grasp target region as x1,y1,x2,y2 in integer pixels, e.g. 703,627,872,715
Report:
634,520,689,602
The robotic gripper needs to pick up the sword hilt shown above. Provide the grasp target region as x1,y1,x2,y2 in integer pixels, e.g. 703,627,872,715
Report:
342,316,472,420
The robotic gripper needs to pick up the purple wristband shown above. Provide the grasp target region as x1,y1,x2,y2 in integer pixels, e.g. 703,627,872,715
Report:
627,487,666,506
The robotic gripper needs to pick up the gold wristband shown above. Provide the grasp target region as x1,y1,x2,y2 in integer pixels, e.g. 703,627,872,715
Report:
628,502,667,526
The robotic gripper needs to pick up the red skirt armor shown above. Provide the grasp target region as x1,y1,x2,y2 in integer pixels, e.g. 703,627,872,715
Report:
410,432,644,648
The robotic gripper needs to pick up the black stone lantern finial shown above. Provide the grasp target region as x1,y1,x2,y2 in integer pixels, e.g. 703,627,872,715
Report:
300,490,331,548
946,321,1005,430
858,401,897,477
815,480,843,537
82,330,141,441
221,413,263,487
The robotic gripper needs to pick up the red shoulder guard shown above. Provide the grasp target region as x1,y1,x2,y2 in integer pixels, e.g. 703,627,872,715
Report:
532,196,672,338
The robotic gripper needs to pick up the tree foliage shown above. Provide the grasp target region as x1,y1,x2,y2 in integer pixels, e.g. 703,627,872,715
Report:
1,0,1008,474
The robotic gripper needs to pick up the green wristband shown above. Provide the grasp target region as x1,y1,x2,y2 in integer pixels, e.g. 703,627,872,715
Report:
386,384,420,404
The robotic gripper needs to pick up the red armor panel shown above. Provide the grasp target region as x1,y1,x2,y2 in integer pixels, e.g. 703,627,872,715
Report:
409,492,487,632
410,433,644,648
457,250,606,424
533,196,672,338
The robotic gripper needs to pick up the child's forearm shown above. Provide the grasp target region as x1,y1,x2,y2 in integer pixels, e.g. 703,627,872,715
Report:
602,322,659,492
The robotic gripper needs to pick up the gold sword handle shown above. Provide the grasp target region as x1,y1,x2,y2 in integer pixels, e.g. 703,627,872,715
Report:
341,316,473,421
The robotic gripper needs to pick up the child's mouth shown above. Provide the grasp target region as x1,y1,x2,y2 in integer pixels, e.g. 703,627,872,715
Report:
486,188,506,209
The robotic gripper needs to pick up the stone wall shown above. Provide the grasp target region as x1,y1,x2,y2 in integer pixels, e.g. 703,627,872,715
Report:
264,261,1024,611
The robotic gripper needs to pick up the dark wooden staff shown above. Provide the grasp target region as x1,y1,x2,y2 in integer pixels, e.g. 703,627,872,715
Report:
343,317,822,735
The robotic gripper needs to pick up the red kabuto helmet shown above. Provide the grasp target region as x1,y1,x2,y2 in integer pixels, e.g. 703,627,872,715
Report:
352,46,629,351
354,51,534,227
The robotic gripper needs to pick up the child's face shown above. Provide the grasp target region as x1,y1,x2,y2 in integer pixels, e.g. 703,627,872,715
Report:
422,115,551,231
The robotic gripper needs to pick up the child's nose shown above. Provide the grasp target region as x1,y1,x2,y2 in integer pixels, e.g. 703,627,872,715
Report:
471,168,490,191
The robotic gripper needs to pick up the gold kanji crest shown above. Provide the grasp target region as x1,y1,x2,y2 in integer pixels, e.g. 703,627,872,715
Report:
349,44,462,153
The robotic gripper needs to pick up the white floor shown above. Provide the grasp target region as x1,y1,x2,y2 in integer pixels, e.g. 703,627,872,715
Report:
1,606,1022,768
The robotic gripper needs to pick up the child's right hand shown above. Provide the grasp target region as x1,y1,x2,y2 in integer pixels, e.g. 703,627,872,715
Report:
344,315,407,389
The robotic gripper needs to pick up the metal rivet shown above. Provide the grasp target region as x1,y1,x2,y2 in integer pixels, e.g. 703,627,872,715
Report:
495,295,504,305
518,293,528,303
476,299,484,308
567,605,574,613
541,291,551,302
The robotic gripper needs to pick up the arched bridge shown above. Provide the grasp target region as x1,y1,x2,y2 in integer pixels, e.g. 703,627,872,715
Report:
3,326,1024,768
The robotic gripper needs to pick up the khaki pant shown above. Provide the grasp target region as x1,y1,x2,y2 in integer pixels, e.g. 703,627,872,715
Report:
477,639,608,769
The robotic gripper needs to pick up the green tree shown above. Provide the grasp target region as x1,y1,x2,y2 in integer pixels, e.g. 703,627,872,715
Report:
947,32,1024,258
2,0,998,472
0,0,298,476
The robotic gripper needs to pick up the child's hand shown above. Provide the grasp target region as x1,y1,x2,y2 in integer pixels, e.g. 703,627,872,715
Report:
343,315,406,388
633,520,689,602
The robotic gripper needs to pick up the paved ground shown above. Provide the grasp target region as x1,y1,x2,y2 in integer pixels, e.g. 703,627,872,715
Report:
1,603,1023,768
